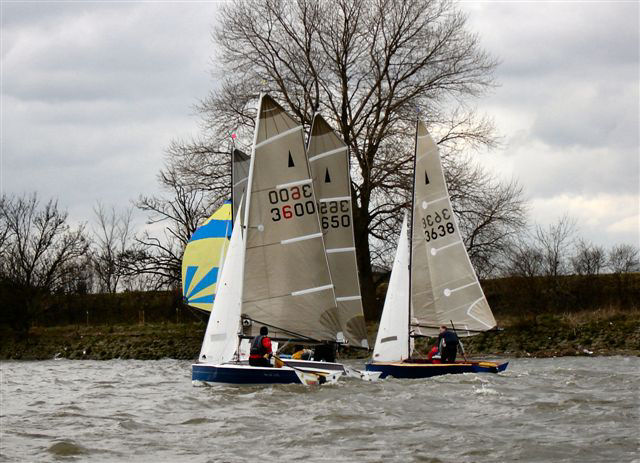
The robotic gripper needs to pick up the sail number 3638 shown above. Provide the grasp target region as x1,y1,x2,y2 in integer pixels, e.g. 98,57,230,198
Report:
268,185,315,221
421,208,455,242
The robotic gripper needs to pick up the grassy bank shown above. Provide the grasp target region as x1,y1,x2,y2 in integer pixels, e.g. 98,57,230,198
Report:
2,307,638,360
0,323,205,361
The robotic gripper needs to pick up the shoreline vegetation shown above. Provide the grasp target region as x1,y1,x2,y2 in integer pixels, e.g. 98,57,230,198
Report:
1,308,638,361
1,274,638,361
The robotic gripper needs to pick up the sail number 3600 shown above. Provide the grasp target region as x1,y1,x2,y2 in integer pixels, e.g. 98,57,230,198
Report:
268,185,315,221
421,208,455,242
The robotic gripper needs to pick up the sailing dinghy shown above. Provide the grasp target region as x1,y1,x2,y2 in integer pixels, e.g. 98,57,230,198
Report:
366,122,508,379
192,95,355,385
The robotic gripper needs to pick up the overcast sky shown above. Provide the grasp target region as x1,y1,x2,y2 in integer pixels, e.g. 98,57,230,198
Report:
1,1,638,249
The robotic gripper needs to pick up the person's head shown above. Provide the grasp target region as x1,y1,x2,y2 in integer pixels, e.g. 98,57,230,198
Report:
260,326,269,336
439,325,448,334
294,344,303,352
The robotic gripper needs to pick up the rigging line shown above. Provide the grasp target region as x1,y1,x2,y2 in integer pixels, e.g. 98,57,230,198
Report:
408,118,418,358
410,323,503,334
240,317,320,342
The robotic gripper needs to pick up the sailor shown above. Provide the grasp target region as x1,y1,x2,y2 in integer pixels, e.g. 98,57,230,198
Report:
436,325,459,363
291,345,312,360
249,326,273,367
427,345,441,364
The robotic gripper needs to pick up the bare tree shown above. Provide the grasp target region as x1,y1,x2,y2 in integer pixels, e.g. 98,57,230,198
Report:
571,239,606,276
504,239,545,278
607,244,640,274
534,215,577,277
91,202,134,293
0,192,89,292
157,0,529,318
122,167,214,290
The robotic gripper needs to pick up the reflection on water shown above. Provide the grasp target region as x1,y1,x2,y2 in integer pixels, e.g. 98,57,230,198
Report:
1,357,638,462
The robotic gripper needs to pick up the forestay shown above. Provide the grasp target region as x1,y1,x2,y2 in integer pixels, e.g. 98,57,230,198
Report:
306,115,368,347
241,95,342,342
410,122,496,337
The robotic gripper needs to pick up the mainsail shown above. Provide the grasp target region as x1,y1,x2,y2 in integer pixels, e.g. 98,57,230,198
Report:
410,122,496,336
306,115,368,347
241,95,342,342
181,201,232,312
232,148,250,225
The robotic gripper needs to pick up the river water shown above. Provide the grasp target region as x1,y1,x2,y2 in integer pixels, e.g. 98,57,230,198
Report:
1,357,638,462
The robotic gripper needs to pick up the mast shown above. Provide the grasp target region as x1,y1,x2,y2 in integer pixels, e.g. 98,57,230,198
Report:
407,118,418,359
230,137,235,229
238,93,263,339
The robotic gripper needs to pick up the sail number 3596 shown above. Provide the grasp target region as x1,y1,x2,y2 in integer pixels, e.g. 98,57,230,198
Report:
421,208,455,242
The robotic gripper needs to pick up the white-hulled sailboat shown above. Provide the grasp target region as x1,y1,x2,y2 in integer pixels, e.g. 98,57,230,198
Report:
192,95,351,385
366,121,508,379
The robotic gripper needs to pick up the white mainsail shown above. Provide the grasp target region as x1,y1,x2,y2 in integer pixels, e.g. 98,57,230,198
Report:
410,122,496,337
306,114,368,347
241,95,342,342
198,203,245,364
372,212,410,362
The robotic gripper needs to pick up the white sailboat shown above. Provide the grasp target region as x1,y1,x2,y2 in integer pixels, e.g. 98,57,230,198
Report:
192,94,352,385
366,121,508,379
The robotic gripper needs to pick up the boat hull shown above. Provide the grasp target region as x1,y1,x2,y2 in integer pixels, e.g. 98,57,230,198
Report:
365,360,508,379
282,359,346,372
192,363,302,385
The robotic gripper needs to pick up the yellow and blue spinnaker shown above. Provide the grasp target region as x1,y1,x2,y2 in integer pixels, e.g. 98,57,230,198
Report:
181,201,232,312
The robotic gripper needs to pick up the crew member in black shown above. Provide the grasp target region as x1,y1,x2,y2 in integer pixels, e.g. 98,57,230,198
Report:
436,325,459,363
249,326,273,367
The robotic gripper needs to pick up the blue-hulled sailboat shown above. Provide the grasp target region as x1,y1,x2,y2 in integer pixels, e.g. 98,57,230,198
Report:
366,122,508,379
191,94,362,386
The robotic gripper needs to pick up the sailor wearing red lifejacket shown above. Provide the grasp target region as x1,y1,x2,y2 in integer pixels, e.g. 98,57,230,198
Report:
249,326,273,367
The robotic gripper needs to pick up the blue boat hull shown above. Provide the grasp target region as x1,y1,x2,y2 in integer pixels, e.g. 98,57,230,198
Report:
365,361,509,379
192,363,302,385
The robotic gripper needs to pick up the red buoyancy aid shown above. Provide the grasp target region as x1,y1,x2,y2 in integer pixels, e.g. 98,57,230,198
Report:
249,335,272,358
427,346,441,364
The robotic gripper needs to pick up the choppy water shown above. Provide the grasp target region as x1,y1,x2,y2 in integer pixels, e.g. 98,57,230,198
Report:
1,357,639,462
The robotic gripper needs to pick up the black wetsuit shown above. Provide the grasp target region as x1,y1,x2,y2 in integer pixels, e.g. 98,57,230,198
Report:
438,330,459,363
